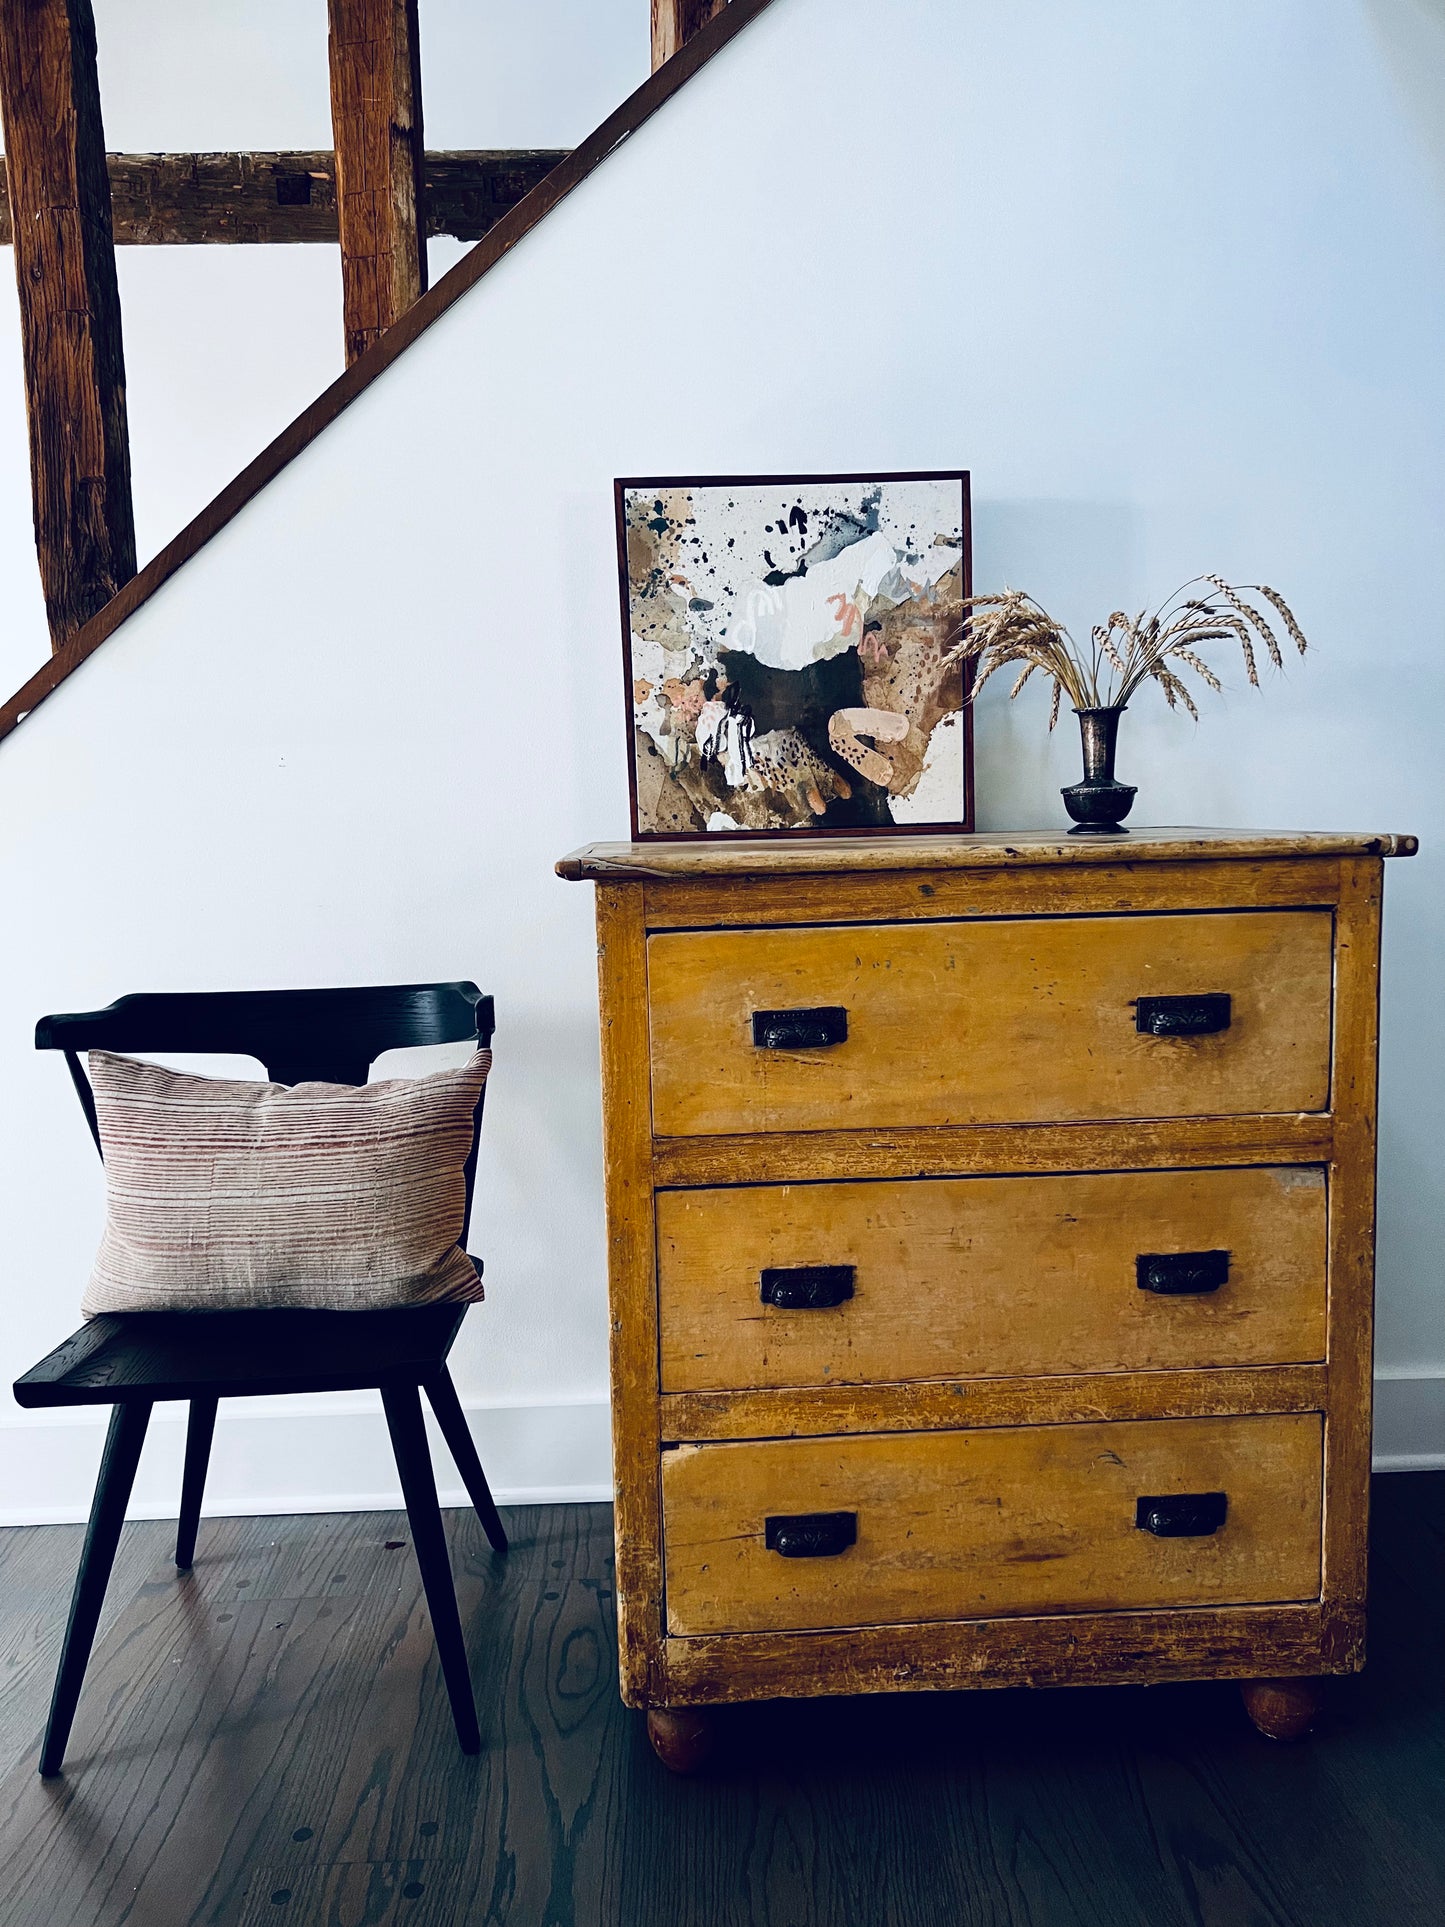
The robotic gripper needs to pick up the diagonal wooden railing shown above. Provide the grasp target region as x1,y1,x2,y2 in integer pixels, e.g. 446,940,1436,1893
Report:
0,0,773,748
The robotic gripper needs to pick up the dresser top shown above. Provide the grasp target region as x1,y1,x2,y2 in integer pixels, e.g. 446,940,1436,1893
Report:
557,827,1417,882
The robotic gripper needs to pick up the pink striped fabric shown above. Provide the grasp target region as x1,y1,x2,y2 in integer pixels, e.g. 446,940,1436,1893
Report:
83,1049,491,1315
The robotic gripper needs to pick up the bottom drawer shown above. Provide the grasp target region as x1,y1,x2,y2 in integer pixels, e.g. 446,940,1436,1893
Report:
661,1413,1323,1636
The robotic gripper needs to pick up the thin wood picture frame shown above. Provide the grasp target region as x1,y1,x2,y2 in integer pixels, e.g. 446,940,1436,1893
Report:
614,470,973,842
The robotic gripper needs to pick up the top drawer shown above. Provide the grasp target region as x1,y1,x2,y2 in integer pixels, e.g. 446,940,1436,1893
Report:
647,910,1333,1137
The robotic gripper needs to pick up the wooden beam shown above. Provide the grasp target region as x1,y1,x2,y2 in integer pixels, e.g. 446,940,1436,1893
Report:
0,151,568,247
327,0,427,365
652,0,729,70
0,0,780,749
0,0,135,647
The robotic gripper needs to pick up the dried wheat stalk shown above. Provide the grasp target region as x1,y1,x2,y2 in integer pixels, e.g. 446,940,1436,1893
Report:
945,576,1308,727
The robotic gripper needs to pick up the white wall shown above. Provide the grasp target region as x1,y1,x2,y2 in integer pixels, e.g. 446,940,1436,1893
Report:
0,0,649,694
0,0,1441,1523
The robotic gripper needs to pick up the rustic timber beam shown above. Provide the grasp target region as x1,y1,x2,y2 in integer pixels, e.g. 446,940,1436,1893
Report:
327,0,426,365
0,0,135,648
652,0,729,69
0,151,568,247
0,0,779,749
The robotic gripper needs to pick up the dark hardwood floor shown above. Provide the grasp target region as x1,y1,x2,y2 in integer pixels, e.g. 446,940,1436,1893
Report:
0,1473,1439,1926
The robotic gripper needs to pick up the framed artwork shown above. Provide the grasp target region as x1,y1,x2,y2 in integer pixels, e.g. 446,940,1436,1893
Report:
614,470,972,840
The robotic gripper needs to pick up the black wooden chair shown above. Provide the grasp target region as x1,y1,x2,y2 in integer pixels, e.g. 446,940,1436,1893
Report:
12,983,508,1776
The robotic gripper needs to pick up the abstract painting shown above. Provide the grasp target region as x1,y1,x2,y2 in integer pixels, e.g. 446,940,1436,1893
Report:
615,471,972,838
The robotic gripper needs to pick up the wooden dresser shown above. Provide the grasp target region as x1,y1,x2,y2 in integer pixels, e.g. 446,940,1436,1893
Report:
558,828,1415,1767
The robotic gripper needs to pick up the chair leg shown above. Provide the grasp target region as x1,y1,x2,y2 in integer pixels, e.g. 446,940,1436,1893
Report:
176,1396,218,1570
423,1367,508,1553
380,1383,481,1754
41,1400,153,1777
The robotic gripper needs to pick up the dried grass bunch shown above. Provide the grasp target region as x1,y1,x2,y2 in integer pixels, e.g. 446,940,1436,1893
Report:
952,576,1309,729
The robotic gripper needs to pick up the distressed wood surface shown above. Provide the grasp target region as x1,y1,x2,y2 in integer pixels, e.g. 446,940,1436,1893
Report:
652,0,730,69
660,1362,1330,1442
643,854,1346,931
577,845,1397,1717
594,885,665,1709
557,827,1419,880
0,0,780,749
647,910,1335,1136
1320,858,1385,1621
658,1165,1327,1392
327,0,427,364
661,1414,1324,1636
0,0,135,647
653,1110,1336,1186
660,1598,1362,1704
0,150,567,245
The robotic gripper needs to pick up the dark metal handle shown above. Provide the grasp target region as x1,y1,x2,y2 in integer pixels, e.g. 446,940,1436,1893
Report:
1135,993,1232,1037
765,1511,857,1558
1136,1250,1230,1295
752,1005,848,1050
1136,1492,1228,1537
760,1264,856,1310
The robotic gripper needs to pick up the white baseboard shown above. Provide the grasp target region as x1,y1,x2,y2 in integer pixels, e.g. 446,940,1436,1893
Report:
1372,1370,1445,1471
0,1393,612,1527
2,1374,1439,1529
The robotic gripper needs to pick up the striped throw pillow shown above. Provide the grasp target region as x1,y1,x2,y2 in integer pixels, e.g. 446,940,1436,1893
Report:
83,1048,491,1315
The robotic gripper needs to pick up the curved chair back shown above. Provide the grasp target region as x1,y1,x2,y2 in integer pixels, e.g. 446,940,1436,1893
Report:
36,982,496,1237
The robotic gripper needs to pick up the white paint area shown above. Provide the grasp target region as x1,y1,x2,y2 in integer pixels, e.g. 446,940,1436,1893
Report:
642,479,965,673
723,530,957,671
0,0,1442,1525
0,1396,611,1527
892,713,968,826
0,0,650,695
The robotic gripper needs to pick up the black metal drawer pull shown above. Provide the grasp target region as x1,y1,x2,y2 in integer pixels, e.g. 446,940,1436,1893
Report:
752,1006,848,1050
765,1511,857,1558
1136,1250,1230,1295
760,1264,855,1310
1135,993,1232,1037
1136,1492,1229,1537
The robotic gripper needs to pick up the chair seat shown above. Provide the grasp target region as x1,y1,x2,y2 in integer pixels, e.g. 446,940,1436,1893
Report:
13,1305,468,1407
21,981,502,1773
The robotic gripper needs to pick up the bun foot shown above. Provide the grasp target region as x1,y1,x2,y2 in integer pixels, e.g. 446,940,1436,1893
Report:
646,1705,715,1773
1239,1676,1325,1741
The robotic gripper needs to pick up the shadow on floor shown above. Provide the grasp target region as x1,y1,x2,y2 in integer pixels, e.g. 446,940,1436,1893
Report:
0,1474,1438,1926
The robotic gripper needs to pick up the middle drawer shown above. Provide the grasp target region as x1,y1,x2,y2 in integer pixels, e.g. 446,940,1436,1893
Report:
657,1165,1327,1391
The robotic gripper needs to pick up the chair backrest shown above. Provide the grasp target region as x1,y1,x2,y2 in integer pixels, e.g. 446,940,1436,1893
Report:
36,983,497,1241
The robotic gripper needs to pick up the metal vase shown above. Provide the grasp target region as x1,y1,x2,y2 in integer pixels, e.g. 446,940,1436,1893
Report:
1061,704,1137,835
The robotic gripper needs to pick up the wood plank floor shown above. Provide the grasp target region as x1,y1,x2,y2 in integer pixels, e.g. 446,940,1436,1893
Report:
0,1473,1439,1926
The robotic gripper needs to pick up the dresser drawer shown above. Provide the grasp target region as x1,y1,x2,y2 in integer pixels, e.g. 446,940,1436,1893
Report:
657,1165,1326,1392
647,911,1334,1137
662,1413,1323,1635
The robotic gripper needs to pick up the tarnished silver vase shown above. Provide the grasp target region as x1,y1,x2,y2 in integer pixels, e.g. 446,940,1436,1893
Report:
1061,704,1137,835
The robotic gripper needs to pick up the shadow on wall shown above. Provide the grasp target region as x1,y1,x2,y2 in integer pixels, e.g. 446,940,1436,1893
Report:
1364,0,1445,208
970,498,1141,832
